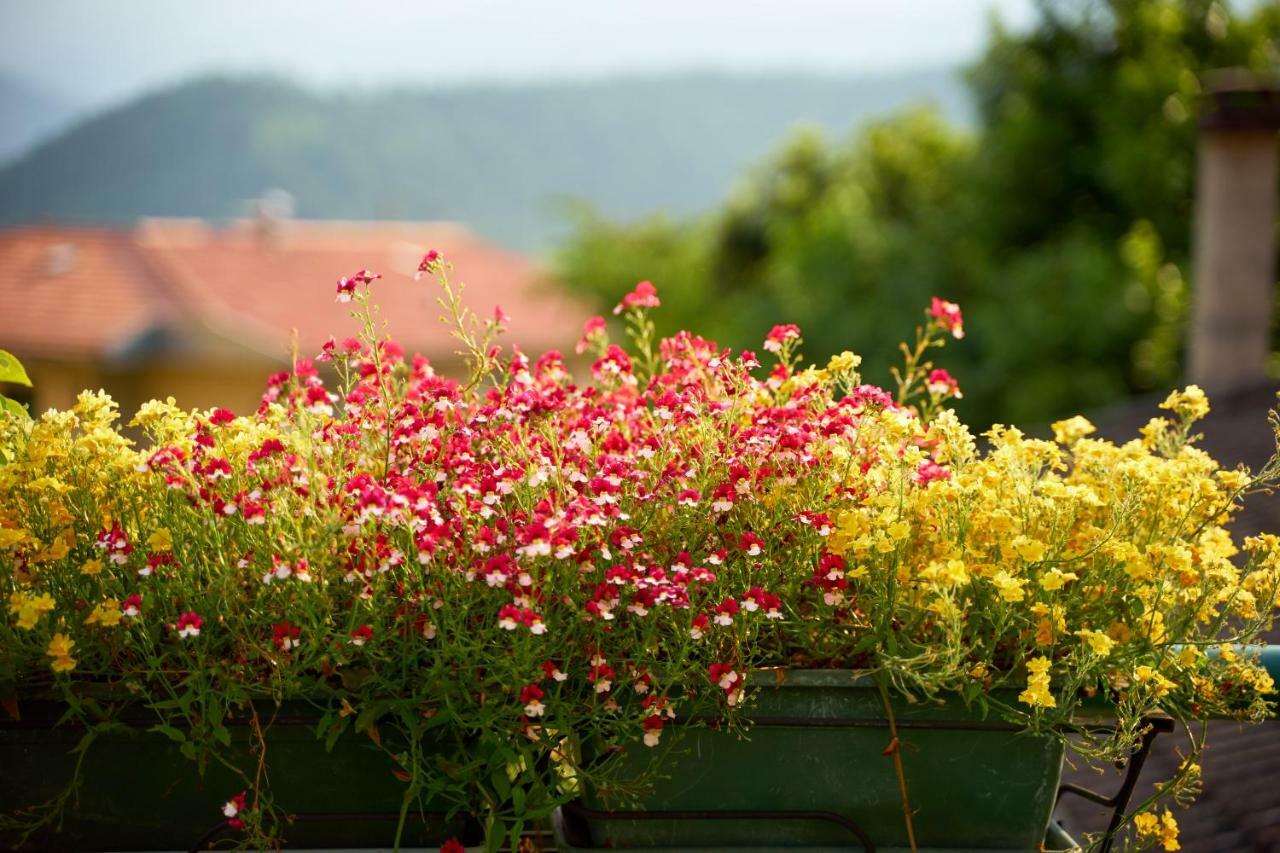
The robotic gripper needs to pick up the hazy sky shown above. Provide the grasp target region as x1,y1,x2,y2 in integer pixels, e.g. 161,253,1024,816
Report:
1,0,1035,106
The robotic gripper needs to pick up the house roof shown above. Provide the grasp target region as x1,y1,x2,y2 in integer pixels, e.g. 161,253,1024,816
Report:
1,219,586,366
0,226,178,362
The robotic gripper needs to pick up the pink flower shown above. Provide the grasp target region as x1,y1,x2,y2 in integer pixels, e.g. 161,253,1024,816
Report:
926,368,962,399
335,269,381,303
690,613,710,640
576,315,608,354
613,280,660,315
929,297,964,339
175,611,203,639
913,459,951,485
763,324,800,354
415,250,442,280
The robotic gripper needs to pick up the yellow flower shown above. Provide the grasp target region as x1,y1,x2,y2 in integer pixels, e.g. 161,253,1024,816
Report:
1160,385,1210,423
991,570,1026,602
825,351,862,375
0,526,31,549
46,633,76,673
1019,656,1056,708
85,599,123,628
1051,415,1096,446
886,520,911,542
1039,568,1078,592
10,592,56,630
1075,629,1115,657
80,558,104,576
1010,536,1046,563
1134,665,1177,698
147,528,173,552
1135,809,1180,851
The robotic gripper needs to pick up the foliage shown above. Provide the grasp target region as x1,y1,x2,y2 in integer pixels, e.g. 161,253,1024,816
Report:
556,0,1280,427
2,264,1279,851
0,349,31,421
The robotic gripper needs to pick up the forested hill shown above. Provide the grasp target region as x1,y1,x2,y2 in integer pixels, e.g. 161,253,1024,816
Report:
0,70,967,249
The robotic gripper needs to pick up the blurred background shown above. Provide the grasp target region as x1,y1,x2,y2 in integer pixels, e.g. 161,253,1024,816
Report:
3,0,1280,847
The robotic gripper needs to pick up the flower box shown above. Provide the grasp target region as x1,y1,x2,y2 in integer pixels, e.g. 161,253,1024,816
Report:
0,700,482,851
556,669,1068,852
4,268,1280,853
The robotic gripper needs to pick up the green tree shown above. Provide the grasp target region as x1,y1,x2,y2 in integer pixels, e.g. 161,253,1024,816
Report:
556,0,1280,426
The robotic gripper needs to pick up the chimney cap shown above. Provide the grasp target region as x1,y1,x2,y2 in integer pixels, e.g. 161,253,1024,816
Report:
1200,69,1280,132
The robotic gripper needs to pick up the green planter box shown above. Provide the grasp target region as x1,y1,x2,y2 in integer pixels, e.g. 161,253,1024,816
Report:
561,670,1068,851
0,702,482,851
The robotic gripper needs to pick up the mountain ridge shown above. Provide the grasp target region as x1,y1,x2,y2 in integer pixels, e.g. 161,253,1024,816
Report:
0,70,968,249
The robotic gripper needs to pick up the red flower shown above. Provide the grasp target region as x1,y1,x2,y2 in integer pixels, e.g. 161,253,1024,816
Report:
175,611,203,639
335,269,381,303
926,368,962,399
122,594,142,618
763,324,800,354
439,840,466,853
929,297,964,339
350,624,374,646
713,596,740,626
576,315,608,354
222,790,248,829
612,280,660,315
415,250,443,280
272,621,301,652
519,683,546,717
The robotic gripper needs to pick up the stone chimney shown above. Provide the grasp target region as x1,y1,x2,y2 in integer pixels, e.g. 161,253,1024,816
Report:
1188,71,1280,393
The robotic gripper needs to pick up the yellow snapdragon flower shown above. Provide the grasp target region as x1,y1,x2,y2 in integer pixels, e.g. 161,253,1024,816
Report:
9,591,56,630
46,633,76,673
1019,656,1056,708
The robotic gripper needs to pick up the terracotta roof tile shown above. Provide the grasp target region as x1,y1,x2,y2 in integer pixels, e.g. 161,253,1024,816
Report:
0,227,174,361
1,219,587,366
133,218,586,363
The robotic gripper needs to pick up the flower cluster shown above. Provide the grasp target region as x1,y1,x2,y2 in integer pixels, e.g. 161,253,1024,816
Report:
2,262,1277,851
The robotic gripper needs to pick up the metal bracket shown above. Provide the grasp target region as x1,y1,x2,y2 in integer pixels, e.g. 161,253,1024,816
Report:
1054,715,1176,853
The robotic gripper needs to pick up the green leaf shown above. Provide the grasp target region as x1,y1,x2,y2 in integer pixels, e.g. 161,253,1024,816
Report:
0,351,31,387
151,724,187,743
0,396,28,421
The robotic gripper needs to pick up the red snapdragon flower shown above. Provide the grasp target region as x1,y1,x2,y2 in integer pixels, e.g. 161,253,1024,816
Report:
708,663,744,706
222,790,248,829
926,368,962,399
335,269,381,303
175,611,203,639
612,280,660,315
415,250,442,280
122,594,142,618
519,683,546,717
576,315,608,354
713,596,740,626
439,840,466,853
763,324,800,354
349,624,374,646
929,297,964,339
272,621,301,652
